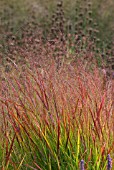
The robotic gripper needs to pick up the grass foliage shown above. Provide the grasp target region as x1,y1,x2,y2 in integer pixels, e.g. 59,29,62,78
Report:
0,57,113,169
0,0,114,169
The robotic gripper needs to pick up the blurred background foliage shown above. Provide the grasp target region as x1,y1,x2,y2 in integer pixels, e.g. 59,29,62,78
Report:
0,0,114,45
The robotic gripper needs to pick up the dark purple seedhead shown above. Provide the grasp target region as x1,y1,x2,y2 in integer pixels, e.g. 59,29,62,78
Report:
107,154,112,170
80,160,85,170
112,72,114,79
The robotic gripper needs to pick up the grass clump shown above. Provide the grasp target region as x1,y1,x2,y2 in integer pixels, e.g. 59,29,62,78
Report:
0,55,113,169
0,1,114,169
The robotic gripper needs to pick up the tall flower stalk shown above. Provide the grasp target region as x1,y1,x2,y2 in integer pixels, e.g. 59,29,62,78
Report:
107,154,112,170
80,160,85,170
